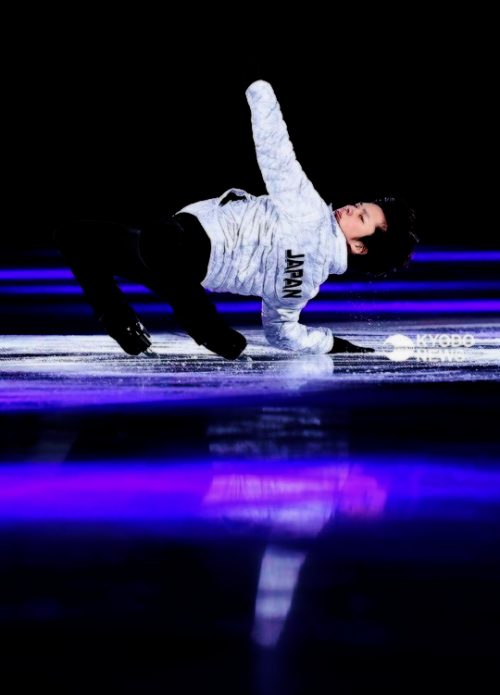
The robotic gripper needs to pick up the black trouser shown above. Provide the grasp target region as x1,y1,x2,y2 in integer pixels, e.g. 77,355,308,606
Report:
53,214,228,346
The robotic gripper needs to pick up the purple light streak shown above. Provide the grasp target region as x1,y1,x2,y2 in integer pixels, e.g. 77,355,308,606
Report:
0,270,75,280
322,280,500,292
0,462,499,522
133,300,500,314
0,285,154,295
6,299,497,314
413,251,500,262
1,280,500,295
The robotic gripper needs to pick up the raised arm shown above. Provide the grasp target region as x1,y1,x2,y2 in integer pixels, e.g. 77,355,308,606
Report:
245,81,324,220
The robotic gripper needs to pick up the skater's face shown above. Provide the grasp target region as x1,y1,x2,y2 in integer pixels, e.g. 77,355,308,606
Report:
334,202,387,255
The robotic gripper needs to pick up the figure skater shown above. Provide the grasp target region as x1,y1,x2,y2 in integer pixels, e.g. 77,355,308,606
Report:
54,80,418,359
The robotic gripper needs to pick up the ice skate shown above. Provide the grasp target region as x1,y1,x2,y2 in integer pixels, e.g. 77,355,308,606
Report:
202,325,247,360
99,303,153,356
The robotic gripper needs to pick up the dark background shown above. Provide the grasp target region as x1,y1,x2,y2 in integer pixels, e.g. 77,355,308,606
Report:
5,14,495,251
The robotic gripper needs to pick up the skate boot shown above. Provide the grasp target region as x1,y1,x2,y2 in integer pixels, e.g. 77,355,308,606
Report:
99,302,153,356
201,325,247,360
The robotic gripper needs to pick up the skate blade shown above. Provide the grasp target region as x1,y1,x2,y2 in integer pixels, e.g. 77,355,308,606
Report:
140,347,160,359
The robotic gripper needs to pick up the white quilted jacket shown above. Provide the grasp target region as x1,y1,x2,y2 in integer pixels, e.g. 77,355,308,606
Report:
177,80,348,354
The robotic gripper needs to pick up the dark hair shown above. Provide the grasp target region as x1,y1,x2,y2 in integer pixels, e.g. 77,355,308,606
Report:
347,197,419,280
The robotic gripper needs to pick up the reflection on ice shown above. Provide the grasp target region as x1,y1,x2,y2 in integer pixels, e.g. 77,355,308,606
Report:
0,325,498,410
207,405,347,462
202,463,389,649
252,547,306,647
201,466,388,534
1,461,499,524
202,465,349,534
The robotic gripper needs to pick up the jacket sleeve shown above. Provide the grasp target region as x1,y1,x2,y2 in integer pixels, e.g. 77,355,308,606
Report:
261,298,334,354
246,81,324,221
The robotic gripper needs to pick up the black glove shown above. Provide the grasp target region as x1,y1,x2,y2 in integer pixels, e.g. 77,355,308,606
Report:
100,303,152,356
329,336,375,354
202,325,247,360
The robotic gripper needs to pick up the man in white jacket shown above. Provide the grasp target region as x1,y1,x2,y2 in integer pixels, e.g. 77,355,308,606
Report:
54,81,418,359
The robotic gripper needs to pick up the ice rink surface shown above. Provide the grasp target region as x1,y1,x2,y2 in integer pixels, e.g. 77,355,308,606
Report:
1,318,499,410
1,254,500,690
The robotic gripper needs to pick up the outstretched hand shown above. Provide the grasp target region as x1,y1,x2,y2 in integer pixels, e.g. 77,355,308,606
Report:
329,337,375,354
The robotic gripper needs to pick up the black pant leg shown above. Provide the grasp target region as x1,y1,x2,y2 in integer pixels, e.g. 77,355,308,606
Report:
139,216,224,344
53,220,149,320
140,216,247,357
54,216,247,358
139,214,211,285
53,216,217,340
